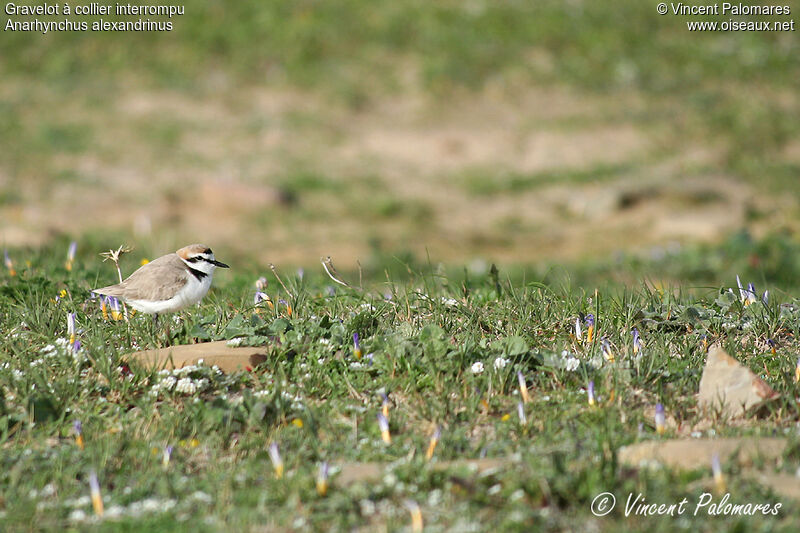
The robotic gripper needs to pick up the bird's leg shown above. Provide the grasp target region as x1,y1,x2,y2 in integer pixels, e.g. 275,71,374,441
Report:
152,313,166,348
164,314,173,347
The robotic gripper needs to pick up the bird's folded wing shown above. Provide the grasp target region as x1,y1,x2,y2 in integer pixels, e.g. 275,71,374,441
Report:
95,254,189,301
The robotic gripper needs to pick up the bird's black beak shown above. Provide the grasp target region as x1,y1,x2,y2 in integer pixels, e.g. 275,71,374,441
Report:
211,259,229,268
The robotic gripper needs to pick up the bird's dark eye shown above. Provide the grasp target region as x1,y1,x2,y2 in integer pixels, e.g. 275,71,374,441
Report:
204,248,213,255
186,256,202,263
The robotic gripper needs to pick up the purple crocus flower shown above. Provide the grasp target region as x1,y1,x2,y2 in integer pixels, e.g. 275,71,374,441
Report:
655,403,666,435
632,328,642,355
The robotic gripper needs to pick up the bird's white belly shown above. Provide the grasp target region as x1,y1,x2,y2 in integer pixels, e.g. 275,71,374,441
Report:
127,276,212,314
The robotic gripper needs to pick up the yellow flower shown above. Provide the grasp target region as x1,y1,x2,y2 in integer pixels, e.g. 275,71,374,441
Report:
316,462,329,496
377,413,391,444
425,426,441,460
268,443,284,479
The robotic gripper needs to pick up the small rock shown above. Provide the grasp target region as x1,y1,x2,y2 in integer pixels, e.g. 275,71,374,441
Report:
126,340,268,373
619,437,787,470
698,346,779,418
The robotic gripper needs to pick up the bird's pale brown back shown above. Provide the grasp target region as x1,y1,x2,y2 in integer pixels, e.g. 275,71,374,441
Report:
94,253,189,302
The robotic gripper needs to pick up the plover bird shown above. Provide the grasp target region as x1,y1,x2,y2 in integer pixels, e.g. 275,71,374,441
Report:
94,244,229,314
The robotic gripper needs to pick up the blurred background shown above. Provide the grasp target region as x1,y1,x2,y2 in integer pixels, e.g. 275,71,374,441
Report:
1,1,799,282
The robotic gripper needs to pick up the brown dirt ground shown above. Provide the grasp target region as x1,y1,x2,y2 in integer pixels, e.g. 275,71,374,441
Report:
1,84,796,266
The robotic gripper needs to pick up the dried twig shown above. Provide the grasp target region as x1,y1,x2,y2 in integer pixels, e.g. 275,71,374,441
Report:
100,245,132,322
269,264,293,299
321,256,353,288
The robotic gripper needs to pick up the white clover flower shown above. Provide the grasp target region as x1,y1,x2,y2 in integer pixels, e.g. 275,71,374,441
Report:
104,505,125,518
440,297,459,307
175,365,198,376
471,361,485,374
564,357,580,372
190,491,213,504
68,509,87,522
41,344,57,356
160,376,177,391
226,338,244,347
359,499,377,516
174,377,197,394
493,357,508,370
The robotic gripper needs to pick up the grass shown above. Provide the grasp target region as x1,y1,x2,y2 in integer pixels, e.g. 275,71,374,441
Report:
1,237,800,531
2,2,800,529
1,1,798,183
1,3,798,267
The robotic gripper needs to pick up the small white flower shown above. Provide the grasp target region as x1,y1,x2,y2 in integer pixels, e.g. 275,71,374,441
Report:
359,499,376,516
493,357,508,370
160,376,177,391
427,489,443,507
104,505,125,518
174,377,197,394
175,365,198,376
564,357,580,372
190,491,213,504
41,345,56,356
471,361,485,374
